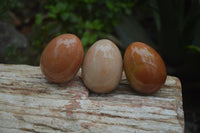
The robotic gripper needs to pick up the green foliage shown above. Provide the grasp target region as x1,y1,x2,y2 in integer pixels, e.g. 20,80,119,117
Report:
0,0,23,20
1,0,133,65
25,0,133,64
35,13,43,26
147,0,200,78
24,0,132,65
0,1,8,20
5,44,23,64
6,45,17,62
9,0,24,9
35,0,134,46
151,0,200,65
186,45,200,53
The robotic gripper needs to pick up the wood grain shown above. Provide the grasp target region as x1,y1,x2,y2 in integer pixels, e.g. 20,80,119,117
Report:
0,64,184,133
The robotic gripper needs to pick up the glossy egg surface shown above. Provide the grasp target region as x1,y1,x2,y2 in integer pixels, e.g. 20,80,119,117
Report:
40,34,83,83
82,39,123,93
124,42,167,94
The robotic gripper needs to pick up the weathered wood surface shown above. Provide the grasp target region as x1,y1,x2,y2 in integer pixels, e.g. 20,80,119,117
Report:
0,64,184,133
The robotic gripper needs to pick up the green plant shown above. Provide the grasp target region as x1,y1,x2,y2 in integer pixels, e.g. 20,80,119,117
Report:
186,45,200,53
1,0,134,65
35,0,133,46
0,0,23,20
152,0,200,64
26,0,134,65
0,0,9,20
151,0,200,79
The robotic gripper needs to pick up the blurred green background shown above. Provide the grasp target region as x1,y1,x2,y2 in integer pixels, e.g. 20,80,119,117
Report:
0,0,200,132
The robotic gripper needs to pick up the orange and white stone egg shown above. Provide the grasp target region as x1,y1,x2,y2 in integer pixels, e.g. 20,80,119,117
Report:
124,42,167,94
40,34,84,83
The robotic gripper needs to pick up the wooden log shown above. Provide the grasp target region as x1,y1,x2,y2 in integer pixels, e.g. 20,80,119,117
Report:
0,64,184,133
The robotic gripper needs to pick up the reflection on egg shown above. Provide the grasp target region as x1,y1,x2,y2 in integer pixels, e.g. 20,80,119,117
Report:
40,34,83,83
124,42,167,94
82,39,123,93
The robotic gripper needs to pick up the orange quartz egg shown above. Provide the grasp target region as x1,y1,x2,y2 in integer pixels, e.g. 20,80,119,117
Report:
124,42,167,94
40,34,84,83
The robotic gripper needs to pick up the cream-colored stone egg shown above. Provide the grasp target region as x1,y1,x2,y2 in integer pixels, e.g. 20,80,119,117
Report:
82,39,123,93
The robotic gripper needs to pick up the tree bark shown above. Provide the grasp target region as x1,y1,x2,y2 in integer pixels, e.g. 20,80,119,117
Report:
0,64,184,133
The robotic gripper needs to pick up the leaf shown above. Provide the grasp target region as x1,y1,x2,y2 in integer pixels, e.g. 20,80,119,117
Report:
60,12,69,21
81,31,97,46
84,0,97,3
35,13,43,25
106,1,115,11
48,12,57,19
56,2,67,12
85,21,93,29
93,19,103,30
186,45,200,53
85,20,103,30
